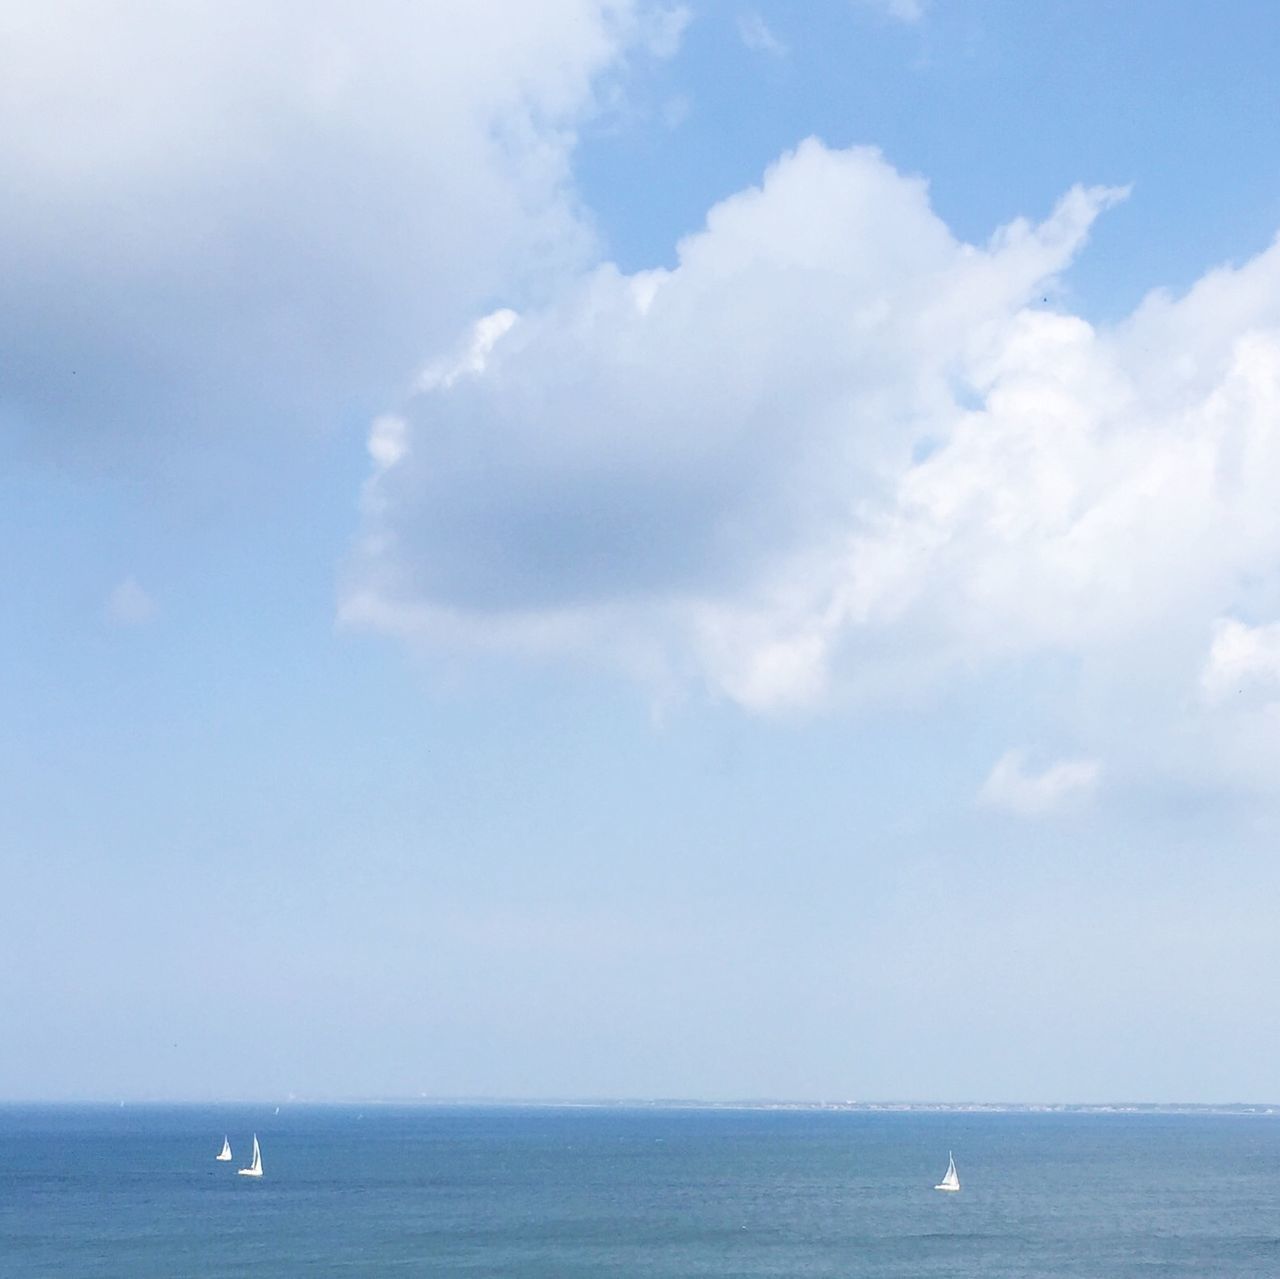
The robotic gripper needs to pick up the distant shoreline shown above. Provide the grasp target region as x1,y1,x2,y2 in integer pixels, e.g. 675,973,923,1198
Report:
6,1098,1279,1116
371,1098,1280,1116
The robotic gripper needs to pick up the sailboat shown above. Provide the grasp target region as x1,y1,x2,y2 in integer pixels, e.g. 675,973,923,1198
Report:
934,1151,960,1192
237,1134,263,1178
215,1136,232,1161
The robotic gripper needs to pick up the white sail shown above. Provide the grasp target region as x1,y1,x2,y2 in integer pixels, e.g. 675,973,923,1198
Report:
237,1133,263,1178
216,1136,232,1161
934,1151,960,1192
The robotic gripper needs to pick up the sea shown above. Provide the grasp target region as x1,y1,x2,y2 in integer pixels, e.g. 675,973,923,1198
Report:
3,1104,1279,1277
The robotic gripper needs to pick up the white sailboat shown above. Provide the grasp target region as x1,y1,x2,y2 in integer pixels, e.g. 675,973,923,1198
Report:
237,1134,263,1178
934,1151,960,1192
215,1136,232,1161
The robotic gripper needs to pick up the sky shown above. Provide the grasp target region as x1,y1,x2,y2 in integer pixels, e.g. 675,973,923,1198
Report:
4,0,1280,1104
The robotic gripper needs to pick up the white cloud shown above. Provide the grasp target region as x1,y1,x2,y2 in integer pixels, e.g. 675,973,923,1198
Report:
738,13,788,57
367,415,408,471
345,141,1123,698
344,133,1280,790
977,750,1101,816
0,2,675,466
1201,618,1280,706
417,310,520,394
106,577,158,626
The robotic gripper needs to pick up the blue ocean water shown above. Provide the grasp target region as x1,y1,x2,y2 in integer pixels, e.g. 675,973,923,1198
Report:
2,1104,1279,1277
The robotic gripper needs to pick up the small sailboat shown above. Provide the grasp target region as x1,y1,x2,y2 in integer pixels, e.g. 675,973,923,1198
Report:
215,1136,232,1161
237,1133,263,1178
934,1151,960,1192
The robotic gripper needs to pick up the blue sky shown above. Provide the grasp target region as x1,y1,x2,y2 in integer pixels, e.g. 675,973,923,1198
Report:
5,1,1280,1103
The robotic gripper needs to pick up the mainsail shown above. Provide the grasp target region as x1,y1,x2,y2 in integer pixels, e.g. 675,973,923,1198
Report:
934,1151,960,1192
238,1133,263,1178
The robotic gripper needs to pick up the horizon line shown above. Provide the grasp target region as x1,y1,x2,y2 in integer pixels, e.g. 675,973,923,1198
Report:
4,1096,1279,1112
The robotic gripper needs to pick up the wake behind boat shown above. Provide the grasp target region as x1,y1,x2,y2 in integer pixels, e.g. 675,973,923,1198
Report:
934,1151,960,1192
215,1136,232,1161
238,1134,263,1178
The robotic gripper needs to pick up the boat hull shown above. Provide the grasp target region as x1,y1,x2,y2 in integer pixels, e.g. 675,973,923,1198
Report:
237,1167,263,1177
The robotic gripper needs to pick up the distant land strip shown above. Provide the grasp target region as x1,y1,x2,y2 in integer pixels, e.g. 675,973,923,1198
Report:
350,1098,1280,1116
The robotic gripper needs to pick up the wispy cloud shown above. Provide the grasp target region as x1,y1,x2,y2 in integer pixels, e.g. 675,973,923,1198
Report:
106,577,158,627
738,13,788,57
977,750,1101,817
645,5,692,58
888,0,924,21
661,93,692,130
856,0,925,24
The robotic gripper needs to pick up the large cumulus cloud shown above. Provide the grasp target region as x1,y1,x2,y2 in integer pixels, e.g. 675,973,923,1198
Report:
345,141,1119,684
347,136,1280,785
